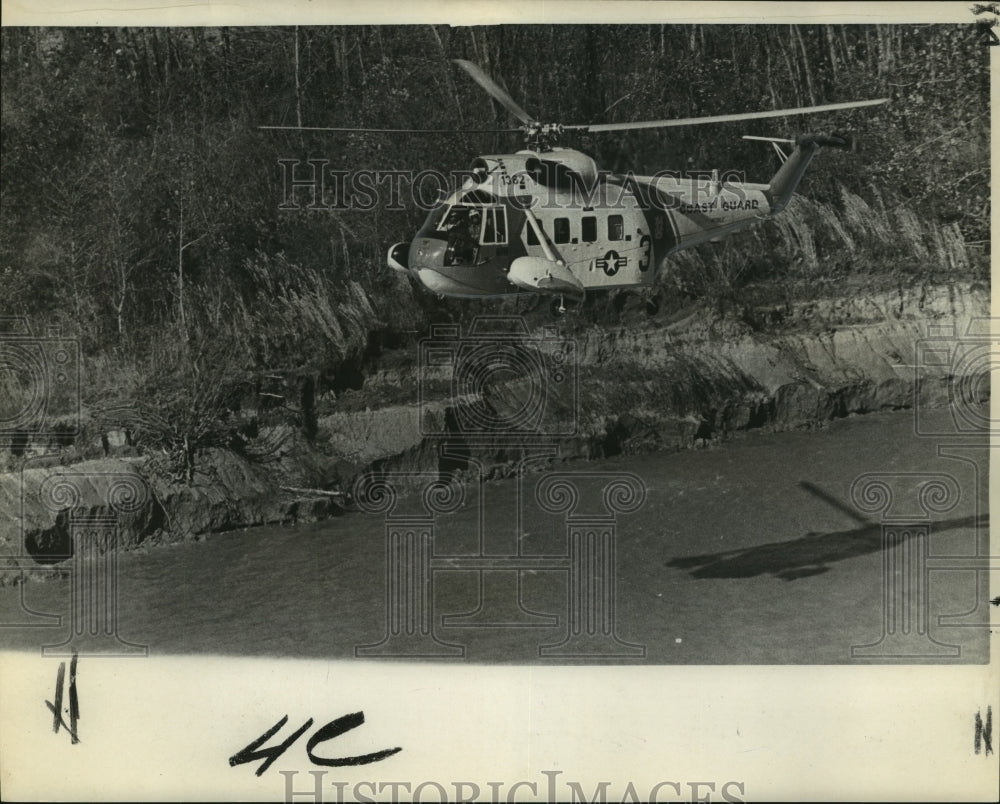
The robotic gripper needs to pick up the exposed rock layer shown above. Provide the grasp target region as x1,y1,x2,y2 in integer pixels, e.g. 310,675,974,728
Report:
1,281,988,556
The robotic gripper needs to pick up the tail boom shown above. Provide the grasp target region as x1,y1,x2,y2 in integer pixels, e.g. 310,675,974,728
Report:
765,133,853,213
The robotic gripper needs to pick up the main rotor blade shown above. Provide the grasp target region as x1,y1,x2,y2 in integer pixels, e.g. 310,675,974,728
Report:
259,125,522,134
452,59,535,125
567,98,890,133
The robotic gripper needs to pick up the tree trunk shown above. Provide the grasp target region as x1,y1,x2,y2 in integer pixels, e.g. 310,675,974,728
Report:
825,25,839,81
294,26,303,128
469,27,480,63
792,25,817,106
177,203,186,337
777,32,803,107
429,25,464,124
764,45,779,108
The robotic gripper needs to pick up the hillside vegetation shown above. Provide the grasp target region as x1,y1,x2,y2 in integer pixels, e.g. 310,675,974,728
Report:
0,24,989,479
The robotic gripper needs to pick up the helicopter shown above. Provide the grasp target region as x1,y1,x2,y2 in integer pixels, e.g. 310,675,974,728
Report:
265,60,888,316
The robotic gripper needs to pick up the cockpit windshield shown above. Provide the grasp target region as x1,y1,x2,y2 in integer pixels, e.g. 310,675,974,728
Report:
441,203,482,230
437,205,482,265
416,202,508,266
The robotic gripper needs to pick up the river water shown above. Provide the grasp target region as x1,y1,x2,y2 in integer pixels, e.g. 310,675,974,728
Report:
1,408,989,663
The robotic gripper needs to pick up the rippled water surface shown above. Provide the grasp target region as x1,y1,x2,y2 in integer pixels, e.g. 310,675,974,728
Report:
1,408,989,663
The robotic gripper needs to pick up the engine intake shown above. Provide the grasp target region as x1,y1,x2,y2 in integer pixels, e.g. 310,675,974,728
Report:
522,148,599,188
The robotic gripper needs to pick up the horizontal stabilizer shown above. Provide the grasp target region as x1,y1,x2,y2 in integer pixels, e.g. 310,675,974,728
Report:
796,132,854,150
744,133,855,151
742,135,795,144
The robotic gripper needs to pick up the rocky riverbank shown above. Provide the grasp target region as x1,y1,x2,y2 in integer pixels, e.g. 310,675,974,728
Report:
1,280,988,561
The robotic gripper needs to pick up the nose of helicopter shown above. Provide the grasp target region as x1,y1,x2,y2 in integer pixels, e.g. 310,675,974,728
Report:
408,237,469,295
409,237,446,274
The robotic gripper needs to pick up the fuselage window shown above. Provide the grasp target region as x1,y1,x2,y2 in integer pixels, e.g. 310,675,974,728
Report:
582,216,597,243
554,217,570,244
608,215,624,242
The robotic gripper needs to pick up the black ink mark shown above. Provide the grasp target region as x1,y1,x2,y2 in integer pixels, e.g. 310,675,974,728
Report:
229,715,314,777
974,706,993,755
306,712,402,767
230,711,401,776
971,3,1000,14
44,651,80,744
988,596,1000,606
68,651,80,728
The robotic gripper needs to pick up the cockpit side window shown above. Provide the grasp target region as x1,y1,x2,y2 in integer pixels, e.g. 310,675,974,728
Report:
481,207,508,245
494,208,506,242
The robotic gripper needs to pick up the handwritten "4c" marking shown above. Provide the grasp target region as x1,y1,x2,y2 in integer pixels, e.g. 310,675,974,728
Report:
229,711,402,776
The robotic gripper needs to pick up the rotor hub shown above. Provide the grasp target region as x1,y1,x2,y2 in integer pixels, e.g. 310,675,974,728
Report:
522,122,564,150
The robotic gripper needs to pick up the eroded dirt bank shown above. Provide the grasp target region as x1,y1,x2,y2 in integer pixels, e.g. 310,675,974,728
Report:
1,281,988,556
310,280,987,477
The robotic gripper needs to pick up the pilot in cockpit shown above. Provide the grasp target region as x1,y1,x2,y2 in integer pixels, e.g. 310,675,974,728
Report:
442,206,481,265
467,209,482,239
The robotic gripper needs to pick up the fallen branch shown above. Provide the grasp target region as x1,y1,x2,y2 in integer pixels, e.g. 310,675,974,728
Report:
279,485,346,498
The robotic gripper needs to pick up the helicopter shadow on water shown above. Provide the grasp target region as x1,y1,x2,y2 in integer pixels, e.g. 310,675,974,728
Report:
665,480,988,581
667,515,989,581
